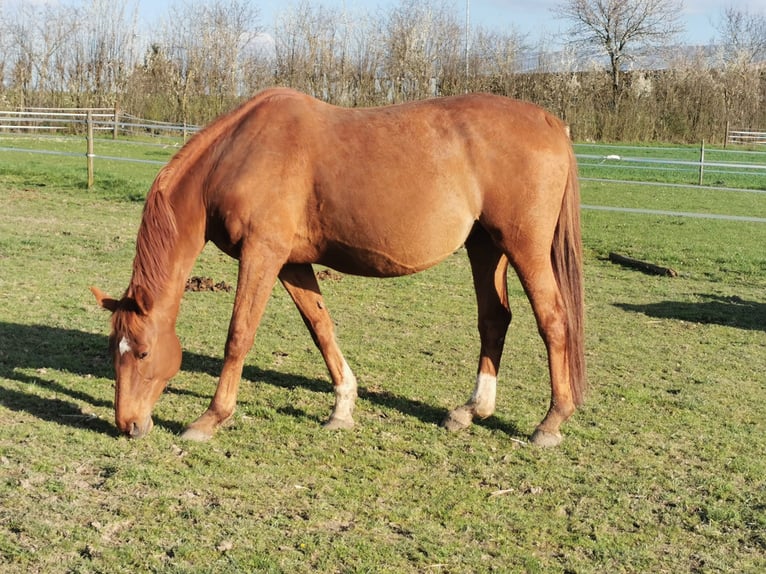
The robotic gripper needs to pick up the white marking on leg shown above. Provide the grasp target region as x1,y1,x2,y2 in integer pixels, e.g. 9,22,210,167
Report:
470,372,497,419
333,359,358,421
118,336,132,356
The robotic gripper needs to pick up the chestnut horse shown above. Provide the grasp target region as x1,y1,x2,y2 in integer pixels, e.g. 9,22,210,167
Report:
92,87,585,447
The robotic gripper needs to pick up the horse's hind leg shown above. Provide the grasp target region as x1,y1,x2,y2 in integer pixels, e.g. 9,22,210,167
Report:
443,228,511,431
279,264,357,430
512,255,575,447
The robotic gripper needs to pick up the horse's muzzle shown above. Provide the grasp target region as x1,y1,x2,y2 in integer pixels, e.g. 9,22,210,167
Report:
119,416,154,439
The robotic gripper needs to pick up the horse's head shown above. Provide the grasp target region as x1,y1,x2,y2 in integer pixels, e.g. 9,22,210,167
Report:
91,285,181,438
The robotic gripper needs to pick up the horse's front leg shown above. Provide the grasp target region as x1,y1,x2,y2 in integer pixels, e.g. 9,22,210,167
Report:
182,248,284,442
279,264,357,429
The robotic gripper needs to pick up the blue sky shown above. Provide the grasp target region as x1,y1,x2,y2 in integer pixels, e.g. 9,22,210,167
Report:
138,0,765,47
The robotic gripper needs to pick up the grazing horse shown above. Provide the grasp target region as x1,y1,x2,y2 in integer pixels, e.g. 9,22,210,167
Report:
92,87,585,447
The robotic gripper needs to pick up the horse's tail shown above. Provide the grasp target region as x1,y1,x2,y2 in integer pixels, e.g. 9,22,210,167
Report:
552,141,586,406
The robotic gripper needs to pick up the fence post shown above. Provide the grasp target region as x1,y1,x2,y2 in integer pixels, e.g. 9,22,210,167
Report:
724,121,729,149
113,105,119,140
698,139,705,186
86,110,95,189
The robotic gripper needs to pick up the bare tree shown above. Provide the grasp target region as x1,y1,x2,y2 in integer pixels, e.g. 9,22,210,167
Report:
198,0,262,104
716,6,766,65
383,0,463,102
468,26,526,95
153,0,262,122
345,12,386,105
0,2,80,106
274,1,343,100
75,0,140,106
554,0,685,107
714,6,766,132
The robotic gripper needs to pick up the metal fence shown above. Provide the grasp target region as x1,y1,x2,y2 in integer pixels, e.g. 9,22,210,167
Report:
575,142,766,188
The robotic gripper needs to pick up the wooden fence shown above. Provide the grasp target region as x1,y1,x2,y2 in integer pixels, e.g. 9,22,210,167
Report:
0,108,198,139
726,125,766,146
0,107,199,188
0,107,115,134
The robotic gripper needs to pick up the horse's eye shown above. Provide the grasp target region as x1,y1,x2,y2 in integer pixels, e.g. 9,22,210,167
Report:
137,351,149,360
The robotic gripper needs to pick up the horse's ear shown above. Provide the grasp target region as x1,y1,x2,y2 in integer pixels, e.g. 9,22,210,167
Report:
90,286,119,313
132,284,153,315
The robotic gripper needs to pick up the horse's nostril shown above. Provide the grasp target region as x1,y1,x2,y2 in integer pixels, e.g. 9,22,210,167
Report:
124,417,153,439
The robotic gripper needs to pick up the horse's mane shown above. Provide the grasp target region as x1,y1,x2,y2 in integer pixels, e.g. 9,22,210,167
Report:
128,88,298,301
128,188,178,299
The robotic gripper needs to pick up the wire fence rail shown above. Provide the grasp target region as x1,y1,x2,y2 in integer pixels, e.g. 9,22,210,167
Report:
576,141,766,188
1,108,765,222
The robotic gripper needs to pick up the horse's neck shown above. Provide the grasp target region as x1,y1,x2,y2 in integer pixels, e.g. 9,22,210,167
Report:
130,183,206,319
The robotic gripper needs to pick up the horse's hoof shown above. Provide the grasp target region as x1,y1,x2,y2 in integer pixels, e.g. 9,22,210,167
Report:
324,416,354,430
530,428,563,447
181,426,214,442
441,406,473,432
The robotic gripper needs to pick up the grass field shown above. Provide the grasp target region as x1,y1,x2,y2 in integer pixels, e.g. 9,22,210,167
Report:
0,140,765,573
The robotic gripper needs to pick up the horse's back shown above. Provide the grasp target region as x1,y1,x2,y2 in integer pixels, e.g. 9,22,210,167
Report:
203,89,574,276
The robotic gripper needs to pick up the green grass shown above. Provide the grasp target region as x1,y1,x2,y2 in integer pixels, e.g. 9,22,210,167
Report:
0,134,178,201
0,143,765,572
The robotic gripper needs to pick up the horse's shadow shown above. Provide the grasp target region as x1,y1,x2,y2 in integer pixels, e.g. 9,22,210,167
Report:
0,323,120,436
0,322,521,438
615,293,765,332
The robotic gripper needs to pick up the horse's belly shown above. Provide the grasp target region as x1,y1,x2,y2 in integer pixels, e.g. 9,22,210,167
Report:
309,153,482,277
318,208,476,278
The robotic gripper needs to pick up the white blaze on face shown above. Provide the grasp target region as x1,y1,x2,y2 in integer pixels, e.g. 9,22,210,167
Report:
118,336,132,356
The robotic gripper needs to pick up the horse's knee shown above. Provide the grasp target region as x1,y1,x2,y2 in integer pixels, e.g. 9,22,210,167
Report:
225,329,255,359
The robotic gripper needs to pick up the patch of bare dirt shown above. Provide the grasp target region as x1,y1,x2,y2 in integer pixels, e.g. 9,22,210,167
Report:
185,276,233,292
316,269,343,281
